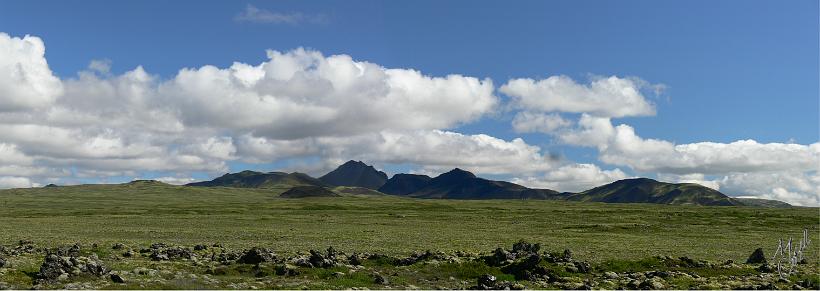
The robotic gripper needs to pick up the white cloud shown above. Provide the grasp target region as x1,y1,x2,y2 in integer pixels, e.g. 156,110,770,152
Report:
236,130,558,175
161,48,498,139
719,171,819,206
512,112,572,133
657,173,721,190
550,116,819,206
0,33,62,111
501,75,657,118
0,176,38,189
512,163,628,192
234,4,326,25
154,176,197,185
556,116,819,175
0,32,515,186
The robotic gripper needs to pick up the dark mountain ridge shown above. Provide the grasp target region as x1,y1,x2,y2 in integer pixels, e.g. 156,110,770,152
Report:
183,161,791,207
186,170,326,188
319,160,388,189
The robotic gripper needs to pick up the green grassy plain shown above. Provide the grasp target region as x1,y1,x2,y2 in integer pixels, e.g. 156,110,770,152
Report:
0,181,817,263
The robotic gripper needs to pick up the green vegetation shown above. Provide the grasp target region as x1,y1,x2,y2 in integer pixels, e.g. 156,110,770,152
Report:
0,181,816,262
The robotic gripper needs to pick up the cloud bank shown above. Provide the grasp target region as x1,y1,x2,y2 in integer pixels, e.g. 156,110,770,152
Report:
0,32,816,206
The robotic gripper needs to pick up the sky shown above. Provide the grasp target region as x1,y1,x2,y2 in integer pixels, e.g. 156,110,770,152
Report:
0,0,817,205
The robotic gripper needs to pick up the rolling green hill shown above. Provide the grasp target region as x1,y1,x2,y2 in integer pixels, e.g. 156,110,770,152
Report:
186,170,326,188
567,178,738,206
733,197,792,208
408,168,560,200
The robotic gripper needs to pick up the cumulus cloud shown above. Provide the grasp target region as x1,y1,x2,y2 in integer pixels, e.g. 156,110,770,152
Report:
234,4,327,25
512,163,628,192
501,75,657,118
160,48,498,139
235,130,558,175
0,176,38,189
511,112,572,133
0,33,62,111
0,32,525,187
550,115,819,205
556,115,819,175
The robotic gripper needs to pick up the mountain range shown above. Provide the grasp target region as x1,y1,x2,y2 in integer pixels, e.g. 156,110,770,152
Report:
186,160,789,207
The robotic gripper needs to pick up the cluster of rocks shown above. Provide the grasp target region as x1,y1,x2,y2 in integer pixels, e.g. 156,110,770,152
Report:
469,274,525,290
2,240,816,290
138,243,195,261
0,240,39,256
36,253,108,283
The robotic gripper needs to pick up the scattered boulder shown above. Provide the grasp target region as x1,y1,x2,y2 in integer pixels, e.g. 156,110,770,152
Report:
237,247,277,265
374,272,389,285
501,254,552,281
0,256,6,268
36,254,108,283
511,240,541,255
348,253,364,265
562,249,573,261
110,273,126,283
638,277,665,290
746,248,767,264
308,247,338,268
470,274,524,290
194,244,208,251
274,264,299,276
112,243,126,250
485,248,515,266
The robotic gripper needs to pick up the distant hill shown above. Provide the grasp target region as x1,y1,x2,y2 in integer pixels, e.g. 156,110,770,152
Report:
567,178,738,206
319,160,388,189
407,168,560,200
280,186,340,198
186,170,326,188
333,186,389,197
733,197,792,208
378,174,432,195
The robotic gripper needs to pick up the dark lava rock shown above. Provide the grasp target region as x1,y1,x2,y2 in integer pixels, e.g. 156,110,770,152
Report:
150,243,168,249
398,250,445,266
471,274,524,290
0,257,6,268
110,273,126,283
112,243,126,250
238,247,277,265
485,247,515,266
746,248,767,264
511,240,541,255
51,244,81,257
562,249,573,261
573,261,591,273
37,254,108,283
374,273,389,285
348,253,364,265
274,264,299,276
150,246,193,261
501,254,552,281
308,247,338,268
757,263,775,273
194,244,208,251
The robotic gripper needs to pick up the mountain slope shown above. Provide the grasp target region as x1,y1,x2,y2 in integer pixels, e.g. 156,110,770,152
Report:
319,160,388,189
409,168,559,200
568,178,738,206
378,174,432,195
733,197,792,208
280,186,340,198
186,170,326,188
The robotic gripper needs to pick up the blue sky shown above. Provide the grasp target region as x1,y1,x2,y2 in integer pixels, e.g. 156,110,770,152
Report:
0,1,817,205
